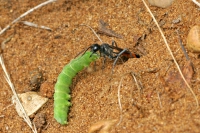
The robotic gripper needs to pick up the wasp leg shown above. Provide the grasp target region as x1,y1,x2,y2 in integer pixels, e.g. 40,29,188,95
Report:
111,49,128,75
112,40,118,47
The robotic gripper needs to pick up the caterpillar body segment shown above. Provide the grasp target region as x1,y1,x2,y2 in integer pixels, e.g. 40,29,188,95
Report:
54,51,99,125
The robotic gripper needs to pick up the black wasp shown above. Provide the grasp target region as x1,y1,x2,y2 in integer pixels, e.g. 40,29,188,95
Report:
84,41,140,72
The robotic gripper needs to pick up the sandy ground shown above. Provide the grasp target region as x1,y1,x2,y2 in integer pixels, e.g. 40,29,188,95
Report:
1,0,200,133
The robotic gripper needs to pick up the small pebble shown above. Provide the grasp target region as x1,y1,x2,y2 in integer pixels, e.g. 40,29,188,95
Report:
187,25,200,52
33,113,47,133
29,69,43,91
148,0,175,8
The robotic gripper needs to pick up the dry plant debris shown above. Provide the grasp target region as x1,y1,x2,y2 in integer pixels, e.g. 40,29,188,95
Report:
1,34,14,51
20,21,52,31
0,0,56,35
164,60,194,102
0,1,57,132
1,0,200,132
165,30,195,101
192,0,200,7
165,60,194,89
98,20,123,39
33,113,47,133
12,91,48,117
88,119,117,133
80,24,103,43
117,72,142,125
142,0,199,107
0,55,37,133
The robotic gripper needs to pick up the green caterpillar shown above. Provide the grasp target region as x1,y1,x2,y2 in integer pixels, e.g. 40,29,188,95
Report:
54,51,99,125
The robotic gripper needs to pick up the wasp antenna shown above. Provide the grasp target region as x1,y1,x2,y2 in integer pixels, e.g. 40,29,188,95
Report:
90,52,94,57
74,46,92,58
80,24,103,43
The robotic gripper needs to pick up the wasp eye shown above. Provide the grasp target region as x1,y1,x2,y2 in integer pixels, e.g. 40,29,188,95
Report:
93,46,98,51
91,44,100,52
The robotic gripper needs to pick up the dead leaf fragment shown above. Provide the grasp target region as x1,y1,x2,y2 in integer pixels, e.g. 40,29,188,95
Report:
88,119,117,133
98,20,123,39
163,42,195,101
12,91,48,117
165,60,194,89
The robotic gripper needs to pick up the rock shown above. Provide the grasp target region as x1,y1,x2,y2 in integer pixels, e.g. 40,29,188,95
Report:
88,119,117,133
29,69,43,91
148,0,175,8
33,113,47,133
187,25,200,52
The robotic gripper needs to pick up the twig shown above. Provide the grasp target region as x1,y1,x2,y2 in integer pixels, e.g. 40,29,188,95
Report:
157,91,162,108
142,0,199,107
21,21,52,31
80,24,103,43
3,103,14,111
176,29,190,60
43,122,50,130
130,72,142,94
116,72,141,126
0,0,56,35
0,55,37,133
116,76,125,126
0,115,5,118
192,0,200,7
130,72,143,104
1,34,14,50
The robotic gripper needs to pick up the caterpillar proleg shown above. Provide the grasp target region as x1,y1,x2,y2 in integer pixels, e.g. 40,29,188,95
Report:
54,51,99,125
